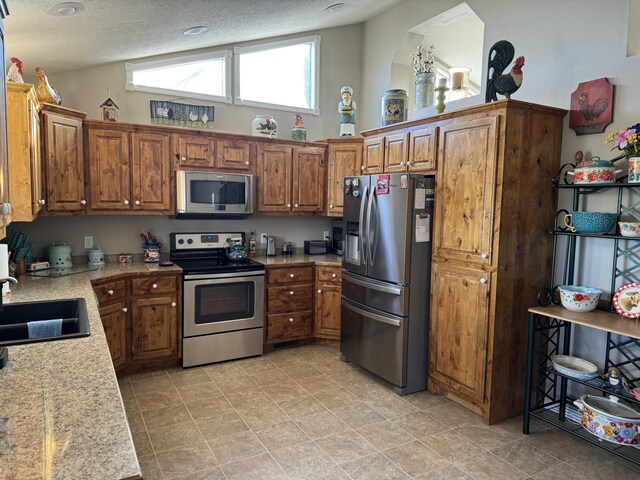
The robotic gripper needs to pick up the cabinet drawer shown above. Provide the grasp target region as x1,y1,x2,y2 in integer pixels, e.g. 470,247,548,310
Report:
93,279,127,305
267,285,313,313
131,275,178,295
267,266,314,285
316,266,341,284
267,311,313,342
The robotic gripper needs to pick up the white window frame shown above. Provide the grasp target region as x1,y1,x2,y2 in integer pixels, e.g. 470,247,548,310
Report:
233,35,320,115
125,50,233,103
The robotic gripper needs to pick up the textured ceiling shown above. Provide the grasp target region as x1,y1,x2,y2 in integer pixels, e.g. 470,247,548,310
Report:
4,0,401,73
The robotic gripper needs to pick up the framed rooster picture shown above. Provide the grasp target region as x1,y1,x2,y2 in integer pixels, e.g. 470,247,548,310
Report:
569,77,614,136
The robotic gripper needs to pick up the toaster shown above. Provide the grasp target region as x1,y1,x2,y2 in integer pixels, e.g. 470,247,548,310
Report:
304,240,327,255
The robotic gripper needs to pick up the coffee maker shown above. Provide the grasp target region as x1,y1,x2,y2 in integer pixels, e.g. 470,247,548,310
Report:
266,236,276,256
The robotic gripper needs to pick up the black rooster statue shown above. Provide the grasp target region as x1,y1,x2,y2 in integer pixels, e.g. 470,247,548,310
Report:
485,40,525,102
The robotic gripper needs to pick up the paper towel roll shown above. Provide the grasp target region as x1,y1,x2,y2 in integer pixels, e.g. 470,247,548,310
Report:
0,244,9,296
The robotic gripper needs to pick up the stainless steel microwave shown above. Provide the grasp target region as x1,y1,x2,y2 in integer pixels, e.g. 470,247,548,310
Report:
176,171,254,218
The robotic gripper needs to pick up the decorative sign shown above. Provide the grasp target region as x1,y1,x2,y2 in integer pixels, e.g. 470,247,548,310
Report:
569,78,614,136
376,175,390,194
613,282,640,319
150,100,214,128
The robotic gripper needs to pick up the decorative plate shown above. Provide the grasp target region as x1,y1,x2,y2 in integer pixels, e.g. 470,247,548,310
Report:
551,355,599,380
613,282,640,318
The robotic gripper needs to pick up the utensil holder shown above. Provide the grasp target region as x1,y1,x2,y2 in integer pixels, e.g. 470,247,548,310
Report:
142,242,162,263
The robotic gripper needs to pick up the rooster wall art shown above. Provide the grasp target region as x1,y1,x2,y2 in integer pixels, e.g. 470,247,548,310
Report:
569,78,614,136
485,40,524,102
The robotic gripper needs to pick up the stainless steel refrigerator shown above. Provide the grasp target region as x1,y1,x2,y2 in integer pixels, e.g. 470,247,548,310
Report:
341,173,434,394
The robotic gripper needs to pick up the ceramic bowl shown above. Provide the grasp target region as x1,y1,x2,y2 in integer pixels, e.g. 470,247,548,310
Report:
558,285,602,312
619,222,640,237
564,211,618,234
551,355,599,380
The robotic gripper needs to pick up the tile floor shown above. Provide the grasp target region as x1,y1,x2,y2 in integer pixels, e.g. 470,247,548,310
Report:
118,345,640,479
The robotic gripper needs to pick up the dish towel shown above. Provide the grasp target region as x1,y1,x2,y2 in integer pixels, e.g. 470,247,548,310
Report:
27,319,63,339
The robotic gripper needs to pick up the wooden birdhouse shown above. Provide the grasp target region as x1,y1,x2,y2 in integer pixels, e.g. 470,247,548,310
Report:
100,96,119,122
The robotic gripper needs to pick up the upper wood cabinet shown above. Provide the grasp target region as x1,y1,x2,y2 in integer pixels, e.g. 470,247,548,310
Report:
7,82,43,221
131,132,172,212
41,105,87,213
216,138,254,172
383,132,409,172
87,127,130,211
362,136,384,174
257,143,325,215
325,138,362,217
173,133,215,169
408,126,437,172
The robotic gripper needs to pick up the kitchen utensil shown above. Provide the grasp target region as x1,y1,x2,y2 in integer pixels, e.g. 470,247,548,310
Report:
613,282,640,319
550,355,599,380
619,222,640,237
266,236,276,257
564,211,618,234
558,285,602,312
87,247,105,266
573,394,640,445
47,242,73,268
567,156,622,184
142,242,162,263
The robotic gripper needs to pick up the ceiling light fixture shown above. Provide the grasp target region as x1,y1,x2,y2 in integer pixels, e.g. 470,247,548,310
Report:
183,26,208,36
47,2,85,16
324,3,345,13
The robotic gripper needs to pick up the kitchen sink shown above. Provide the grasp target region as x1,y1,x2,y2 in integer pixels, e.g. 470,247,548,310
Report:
0,298,90,347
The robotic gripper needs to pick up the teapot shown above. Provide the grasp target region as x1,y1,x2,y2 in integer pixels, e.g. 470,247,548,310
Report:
226,237,247,261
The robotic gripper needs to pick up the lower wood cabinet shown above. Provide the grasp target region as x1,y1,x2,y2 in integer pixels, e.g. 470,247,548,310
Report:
93,271,181,373
314,266,342,341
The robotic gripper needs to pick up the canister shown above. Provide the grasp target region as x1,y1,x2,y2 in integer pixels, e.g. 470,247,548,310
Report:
87,247,105,266
48,242,73,268
381,89,408,126
142,242,162,263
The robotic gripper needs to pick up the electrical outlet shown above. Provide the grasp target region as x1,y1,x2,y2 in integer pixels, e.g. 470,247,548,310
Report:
323,230,330,241
260,233,268,244
84,236,93,249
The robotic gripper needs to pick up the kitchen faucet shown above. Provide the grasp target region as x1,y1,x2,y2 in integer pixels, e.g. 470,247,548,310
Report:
0,276,18,311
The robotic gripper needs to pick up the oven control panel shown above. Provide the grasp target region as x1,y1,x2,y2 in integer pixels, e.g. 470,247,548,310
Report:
171,232,244,250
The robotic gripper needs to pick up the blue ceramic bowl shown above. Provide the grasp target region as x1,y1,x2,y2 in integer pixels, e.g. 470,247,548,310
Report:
565,211,618,234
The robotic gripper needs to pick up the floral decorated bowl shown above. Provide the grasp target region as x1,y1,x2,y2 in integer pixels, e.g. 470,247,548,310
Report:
567,156,622,184
574,395,640,446
558,285,602,312
619,222,640,237
564,211,618,234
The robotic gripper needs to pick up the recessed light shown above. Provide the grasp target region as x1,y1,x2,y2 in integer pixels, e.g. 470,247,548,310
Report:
183,26,208,36
325,3,345,13
47,2,85,16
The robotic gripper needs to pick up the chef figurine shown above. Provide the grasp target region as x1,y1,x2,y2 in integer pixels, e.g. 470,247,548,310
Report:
603,367,627,393
338,86,356,137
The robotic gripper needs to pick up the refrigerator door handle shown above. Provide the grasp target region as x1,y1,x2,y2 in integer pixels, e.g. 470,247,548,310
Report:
366,185,375,266
342,300,402,327
343,272,403,295
359,185,369,265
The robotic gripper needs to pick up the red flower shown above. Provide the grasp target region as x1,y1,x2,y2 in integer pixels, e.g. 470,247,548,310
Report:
574,294,586,301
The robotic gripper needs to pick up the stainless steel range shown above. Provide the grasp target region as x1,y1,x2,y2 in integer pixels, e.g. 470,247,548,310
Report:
170,232,265,368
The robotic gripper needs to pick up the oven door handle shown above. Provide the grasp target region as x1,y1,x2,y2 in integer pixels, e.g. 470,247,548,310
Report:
184,271,265,280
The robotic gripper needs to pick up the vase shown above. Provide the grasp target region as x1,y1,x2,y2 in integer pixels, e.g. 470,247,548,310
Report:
381,89,408,126
291,127,306,141
414,73,435,110
252,115,277,138
629,156,640,183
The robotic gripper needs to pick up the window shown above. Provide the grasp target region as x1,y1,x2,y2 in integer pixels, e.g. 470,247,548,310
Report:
125,51,232,103
234,35,320,115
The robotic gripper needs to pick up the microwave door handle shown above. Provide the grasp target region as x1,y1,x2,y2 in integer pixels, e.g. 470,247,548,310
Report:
366,185,375,266
211,192,215,205
359,185,369,265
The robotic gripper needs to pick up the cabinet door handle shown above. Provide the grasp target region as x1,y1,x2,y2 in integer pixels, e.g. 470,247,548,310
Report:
80,200,87,205
124,200,129,205
245,161,250,165
318,289,322,293
289,291,294,295
480,278,487,284
181,156,186,161
287,203,291,208
290,273,295,278
107,289,114,295
330,204,334,209
135,200,140,205
400,161,406,166
361,165,366,171
481,253,489,259
122,307,128,313
171,302,176,307
289,318,294,323
152,283,158,289
294,204,299,208
332,273,337,278
39,199,45,205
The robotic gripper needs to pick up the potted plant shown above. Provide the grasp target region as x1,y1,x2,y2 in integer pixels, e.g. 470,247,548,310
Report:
410,44,436,110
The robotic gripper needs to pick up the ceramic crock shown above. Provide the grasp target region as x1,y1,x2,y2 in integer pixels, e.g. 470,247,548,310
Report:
381,89,408,126
573,395,640,445
628,157,640,183
568,156,622,184
87,247,105,266
47,242,73,268
142,242,162,263
252,115,277,138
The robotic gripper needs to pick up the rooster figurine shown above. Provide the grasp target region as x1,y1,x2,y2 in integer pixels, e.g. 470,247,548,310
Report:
35,67,62,105
6,57,24,83
485,41,524,102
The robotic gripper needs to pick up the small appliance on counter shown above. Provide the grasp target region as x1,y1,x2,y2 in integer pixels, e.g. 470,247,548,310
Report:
48,242,73,268
304,240,327,255
266,236,276,256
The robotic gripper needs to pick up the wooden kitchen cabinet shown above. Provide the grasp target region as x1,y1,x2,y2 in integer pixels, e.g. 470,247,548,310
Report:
7,82,43,221
323,138,362,217
131,131,172,212
383,132,409,173
314,266,342,341
131,294,179,362
99,300,129,371
87,126,130,211
216,138,254,172
257,143,325,215
407,126,437,172
41,104,87,213
173,133,215,169
362,136,384,174
265,265,314,344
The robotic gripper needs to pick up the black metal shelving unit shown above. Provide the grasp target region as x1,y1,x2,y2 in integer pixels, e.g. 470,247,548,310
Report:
523,166,640,466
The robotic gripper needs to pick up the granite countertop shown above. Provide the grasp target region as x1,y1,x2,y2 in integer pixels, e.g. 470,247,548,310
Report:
253,253,342,267
0,262,180,480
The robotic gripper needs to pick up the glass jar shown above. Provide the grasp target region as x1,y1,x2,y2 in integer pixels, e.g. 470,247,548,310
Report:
381,89,408,126
251,115,277,138
448,67,471,101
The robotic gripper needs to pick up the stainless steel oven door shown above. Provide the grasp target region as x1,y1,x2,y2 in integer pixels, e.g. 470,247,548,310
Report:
183,271,264,337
